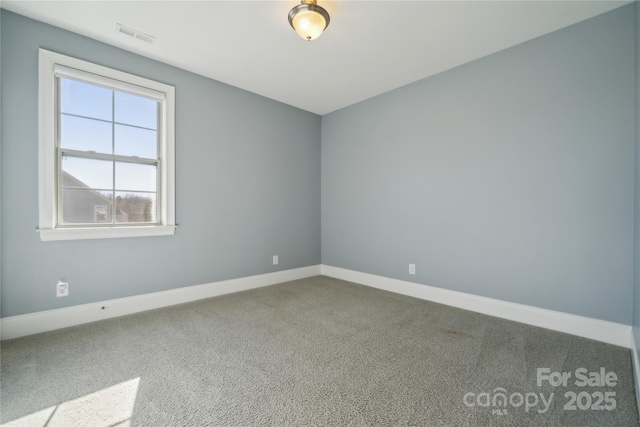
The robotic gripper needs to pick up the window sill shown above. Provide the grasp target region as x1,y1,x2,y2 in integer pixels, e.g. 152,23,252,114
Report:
39,225,176,241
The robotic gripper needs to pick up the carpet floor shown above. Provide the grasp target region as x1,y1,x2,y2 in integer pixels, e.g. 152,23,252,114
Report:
1,275,638,426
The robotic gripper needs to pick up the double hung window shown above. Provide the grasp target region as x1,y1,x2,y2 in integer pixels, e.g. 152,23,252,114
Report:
39,49,175,240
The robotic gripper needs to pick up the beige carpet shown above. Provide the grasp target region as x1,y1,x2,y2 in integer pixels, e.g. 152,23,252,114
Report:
1,275,638,426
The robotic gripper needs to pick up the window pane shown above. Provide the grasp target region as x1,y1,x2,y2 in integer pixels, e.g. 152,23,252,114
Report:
60,78,112,121
114,92,158,129
60,114,112,154
115,192,156,223
115,162,156,192
62,157,113,190
61,189,113,224
115,124,157,159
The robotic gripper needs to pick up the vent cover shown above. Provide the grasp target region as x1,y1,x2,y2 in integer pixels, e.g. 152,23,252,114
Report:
116,24,155,44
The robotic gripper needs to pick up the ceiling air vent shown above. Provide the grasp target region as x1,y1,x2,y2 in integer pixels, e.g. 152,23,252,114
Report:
116,24,155,44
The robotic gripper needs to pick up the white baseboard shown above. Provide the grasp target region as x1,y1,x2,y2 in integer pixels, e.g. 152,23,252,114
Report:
631,328,640,416
0,265,321,340
2,263,631,349
321,265,632,348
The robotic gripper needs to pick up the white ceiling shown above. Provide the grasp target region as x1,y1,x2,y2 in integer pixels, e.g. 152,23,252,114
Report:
2,0,631,115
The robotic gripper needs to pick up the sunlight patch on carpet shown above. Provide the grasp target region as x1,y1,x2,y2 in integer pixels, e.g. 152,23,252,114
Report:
2,378,140,427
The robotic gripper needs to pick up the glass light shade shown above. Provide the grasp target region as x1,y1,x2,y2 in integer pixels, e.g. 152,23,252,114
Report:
291,9,327,41
288,2,330,42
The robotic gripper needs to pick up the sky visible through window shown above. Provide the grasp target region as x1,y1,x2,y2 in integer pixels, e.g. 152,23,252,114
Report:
59,78,159,194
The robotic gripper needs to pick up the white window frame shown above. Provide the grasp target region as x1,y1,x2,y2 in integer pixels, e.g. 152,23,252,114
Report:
38,49,176,241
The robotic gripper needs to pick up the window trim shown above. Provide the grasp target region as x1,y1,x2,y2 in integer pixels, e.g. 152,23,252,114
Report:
38,49,176,241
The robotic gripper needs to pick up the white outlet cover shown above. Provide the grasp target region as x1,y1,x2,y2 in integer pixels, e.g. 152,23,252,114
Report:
56,280,69,297
273,255,279,265
409,264,416,275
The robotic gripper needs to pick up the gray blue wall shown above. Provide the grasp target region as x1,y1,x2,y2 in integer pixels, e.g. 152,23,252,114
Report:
321,6,635,324
632,0,640,415
0,10,321,318
633,0,640,368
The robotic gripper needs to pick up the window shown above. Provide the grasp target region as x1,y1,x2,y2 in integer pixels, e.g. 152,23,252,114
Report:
94,205,108,223
38,49,175,240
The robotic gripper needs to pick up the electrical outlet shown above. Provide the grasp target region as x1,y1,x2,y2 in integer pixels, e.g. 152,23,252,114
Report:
56,280,69,297
409,264,416,275
273,255,279,265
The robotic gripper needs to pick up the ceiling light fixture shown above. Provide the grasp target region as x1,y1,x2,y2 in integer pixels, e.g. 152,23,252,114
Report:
288,0,330,42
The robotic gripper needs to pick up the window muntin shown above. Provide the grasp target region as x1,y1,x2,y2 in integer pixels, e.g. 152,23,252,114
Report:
39,49,175,241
